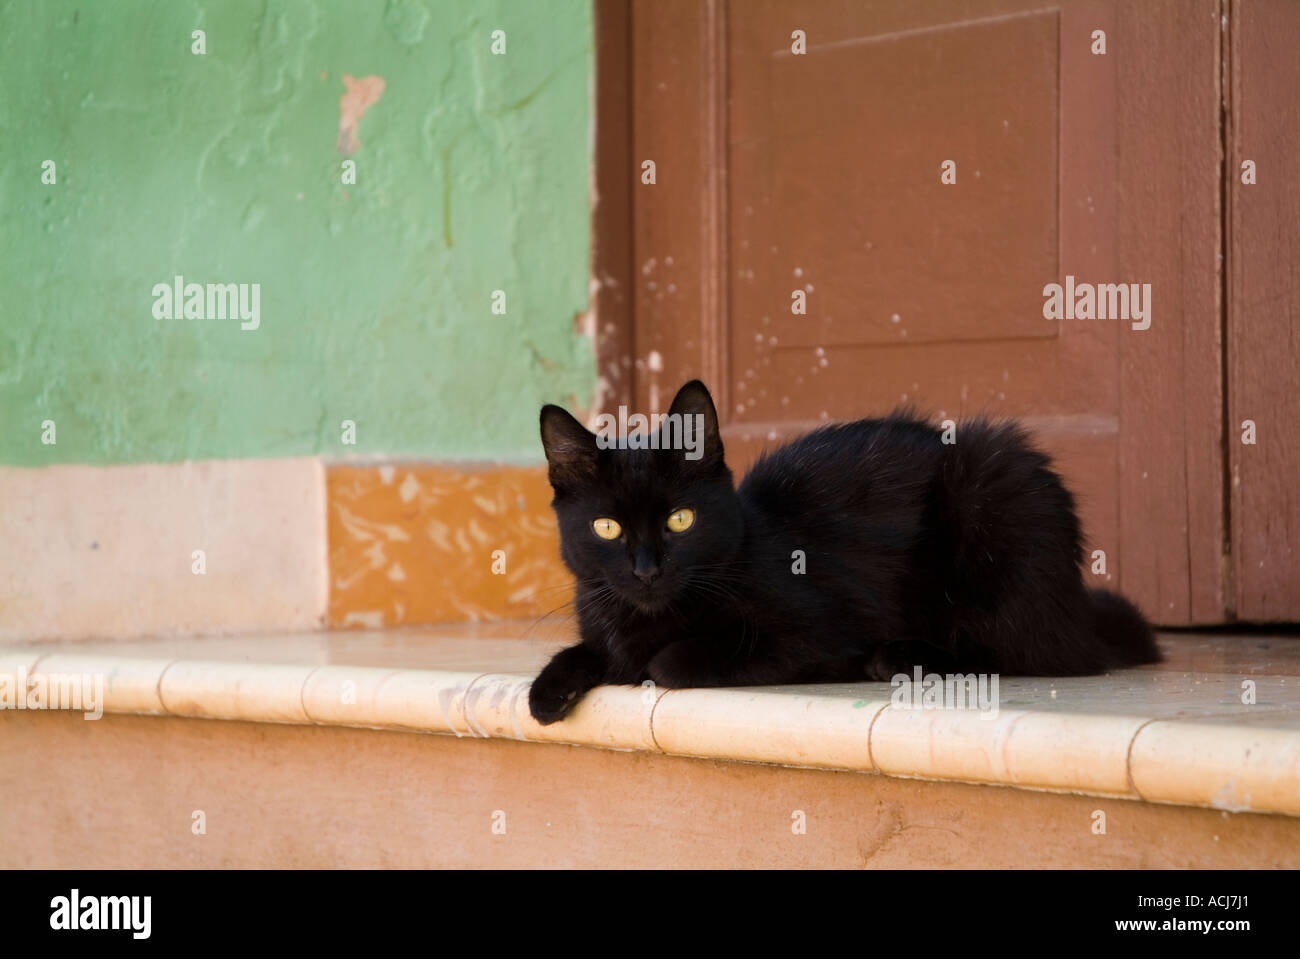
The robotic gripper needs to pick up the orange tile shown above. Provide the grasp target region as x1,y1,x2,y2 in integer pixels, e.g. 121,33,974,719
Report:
327,464,573,628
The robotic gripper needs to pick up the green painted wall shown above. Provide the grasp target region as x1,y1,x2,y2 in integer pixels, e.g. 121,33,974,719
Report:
0,0,593,466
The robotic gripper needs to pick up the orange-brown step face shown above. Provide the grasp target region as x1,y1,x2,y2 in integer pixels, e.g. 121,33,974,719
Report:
327,464,573,629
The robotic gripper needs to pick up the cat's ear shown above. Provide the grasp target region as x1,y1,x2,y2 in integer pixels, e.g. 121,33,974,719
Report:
540,404,598,487
668,379,726,470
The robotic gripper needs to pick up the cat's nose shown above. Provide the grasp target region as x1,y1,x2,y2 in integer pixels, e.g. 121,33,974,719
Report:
633,549,660,584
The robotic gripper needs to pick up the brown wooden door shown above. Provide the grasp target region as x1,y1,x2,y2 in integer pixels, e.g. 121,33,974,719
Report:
596,0,1296,625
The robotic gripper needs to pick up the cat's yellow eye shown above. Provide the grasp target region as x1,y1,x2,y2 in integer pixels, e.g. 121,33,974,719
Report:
592,518,622,540
666,508,695,533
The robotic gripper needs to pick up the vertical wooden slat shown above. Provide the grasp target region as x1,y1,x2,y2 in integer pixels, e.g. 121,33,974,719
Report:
630,0,729,417
1058,0,1121,594
700,0,731,413
1116,0,1226,624
1227,0,1300,620
590,0,635,417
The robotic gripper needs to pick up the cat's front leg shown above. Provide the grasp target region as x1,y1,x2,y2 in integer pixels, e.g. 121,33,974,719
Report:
528,643,607,725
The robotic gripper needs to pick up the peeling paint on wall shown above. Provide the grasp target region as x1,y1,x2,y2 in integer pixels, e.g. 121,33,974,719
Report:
337,74,386,155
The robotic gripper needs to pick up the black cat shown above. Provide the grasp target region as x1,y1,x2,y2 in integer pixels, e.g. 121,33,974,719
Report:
528,380,1159,725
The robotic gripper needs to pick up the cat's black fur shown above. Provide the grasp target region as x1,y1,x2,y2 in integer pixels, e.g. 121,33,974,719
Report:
528,380,1159,724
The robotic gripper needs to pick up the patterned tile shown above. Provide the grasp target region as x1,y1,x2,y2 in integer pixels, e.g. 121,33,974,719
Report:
327,464,573,627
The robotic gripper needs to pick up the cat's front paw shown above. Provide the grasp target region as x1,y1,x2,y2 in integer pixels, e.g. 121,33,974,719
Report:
528,644,605,725
527,678,584,725
647,641,716,689
863,644,910,682
863,642,949,682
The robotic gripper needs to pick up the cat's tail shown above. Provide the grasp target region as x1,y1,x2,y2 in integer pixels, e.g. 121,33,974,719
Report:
1089,588,1162,667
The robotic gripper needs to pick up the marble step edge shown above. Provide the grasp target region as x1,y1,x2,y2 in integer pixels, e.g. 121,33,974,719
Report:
2,649,1296,818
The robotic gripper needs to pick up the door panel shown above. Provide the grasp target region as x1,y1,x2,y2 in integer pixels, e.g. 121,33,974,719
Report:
731,8,1060,352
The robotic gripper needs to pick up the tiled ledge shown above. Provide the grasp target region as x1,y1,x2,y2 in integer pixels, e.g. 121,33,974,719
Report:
4,626,1299,817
